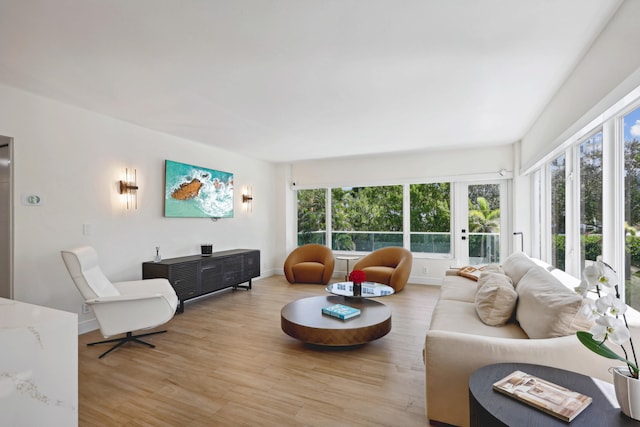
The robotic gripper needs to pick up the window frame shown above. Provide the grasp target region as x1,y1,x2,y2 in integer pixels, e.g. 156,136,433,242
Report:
531,87,640,305
295,176,511,260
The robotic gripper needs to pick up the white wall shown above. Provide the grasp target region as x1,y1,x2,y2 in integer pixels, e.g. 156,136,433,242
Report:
289,145,513,188
277,144,515,284
521,0,640,171
0,84,277,330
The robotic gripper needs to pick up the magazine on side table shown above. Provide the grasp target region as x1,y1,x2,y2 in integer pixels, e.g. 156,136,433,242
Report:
492,370,592,422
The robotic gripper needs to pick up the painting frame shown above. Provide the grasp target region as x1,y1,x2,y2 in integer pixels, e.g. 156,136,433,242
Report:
164,160,234,218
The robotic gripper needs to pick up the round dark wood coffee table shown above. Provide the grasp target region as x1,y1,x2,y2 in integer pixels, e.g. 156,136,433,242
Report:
280,295,391,346
469,363,640,426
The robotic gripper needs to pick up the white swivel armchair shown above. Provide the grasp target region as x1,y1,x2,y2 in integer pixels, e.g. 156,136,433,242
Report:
61,246,179,358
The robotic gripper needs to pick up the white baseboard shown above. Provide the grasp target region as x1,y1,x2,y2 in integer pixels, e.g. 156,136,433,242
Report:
78,318,99,335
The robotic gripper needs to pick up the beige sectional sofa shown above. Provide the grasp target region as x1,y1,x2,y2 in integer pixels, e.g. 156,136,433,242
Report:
423,252,640,427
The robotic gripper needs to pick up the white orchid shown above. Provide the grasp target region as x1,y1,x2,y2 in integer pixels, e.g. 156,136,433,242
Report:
576,256,639,378
591,315,630,346
578,264,599,293
593,255,617,288
580,299,600,321
596,293,627,317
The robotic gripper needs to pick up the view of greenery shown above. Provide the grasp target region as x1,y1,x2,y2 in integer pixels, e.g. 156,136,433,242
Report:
331,186,403,251
625,108,640,308
410,183,451,253
549,106,640,309
298,182,502,262
551,154,566,269
468,184,501,262
297,188,326,245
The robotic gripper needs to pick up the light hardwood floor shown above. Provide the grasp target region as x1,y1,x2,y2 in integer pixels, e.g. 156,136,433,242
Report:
78,276,440,426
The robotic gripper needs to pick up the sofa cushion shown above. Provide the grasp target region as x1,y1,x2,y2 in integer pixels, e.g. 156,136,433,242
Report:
475,272,517,326
502,251,538,286
516,266,593,338
429,300,528,339
440,275,478,303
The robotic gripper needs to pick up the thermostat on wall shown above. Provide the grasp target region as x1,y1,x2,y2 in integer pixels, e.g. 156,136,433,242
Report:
21,194,44,206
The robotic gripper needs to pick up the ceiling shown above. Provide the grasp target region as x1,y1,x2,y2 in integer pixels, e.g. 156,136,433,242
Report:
0,0,623,163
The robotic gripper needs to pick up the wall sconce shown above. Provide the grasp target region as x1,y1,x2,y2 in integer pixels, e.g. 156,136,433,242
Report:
242,186,253,212
119,168,138,210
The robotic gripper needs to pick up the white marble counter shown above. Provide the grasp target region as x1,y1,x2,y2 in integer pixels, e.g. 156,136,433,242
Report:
0,297,78,426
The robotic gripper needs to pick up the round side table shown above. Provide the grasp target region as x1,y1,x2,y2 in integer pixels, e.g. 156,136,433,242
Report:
469,363,640,426
336,255,360,281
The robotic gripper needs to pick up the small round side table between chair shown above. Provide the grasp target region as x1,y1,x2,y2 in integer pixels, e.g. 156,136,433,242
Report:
336,255,360,281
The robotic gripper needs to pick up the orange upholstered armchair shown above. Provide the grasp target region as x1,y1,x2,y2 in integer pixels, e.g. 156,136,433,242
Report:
352,247,413,292
284,244,335,284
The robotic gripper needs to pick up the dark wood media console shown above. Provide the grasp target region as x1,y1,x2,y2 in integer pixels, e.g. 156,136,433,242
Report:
142,249,260,313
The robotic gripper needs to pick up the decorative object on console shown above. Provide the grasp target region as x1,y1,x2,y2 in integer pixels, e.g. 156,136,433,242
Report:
575,256,640,419
242,186,253,212
119,167,138,210
164,160,234,218
201,244,213,256
349,269,366,297
154,246,162,263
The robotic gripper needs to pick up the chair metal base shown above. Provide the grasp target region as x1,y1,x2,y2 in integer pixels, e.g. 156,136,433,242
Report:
87,330,167,359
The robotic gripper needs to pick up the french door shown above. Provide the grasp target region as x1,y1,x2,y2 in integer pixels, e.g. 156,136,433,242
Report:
454,181,508,266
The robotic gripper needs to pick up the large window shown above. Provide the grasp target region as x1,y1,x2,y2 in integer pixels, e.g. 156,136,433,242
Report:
579,132,603,274
410,183,451,254
533,85,640,310
297,188,326,245
331,185,403,251
550,154,566,270
625,106,640,308
296,180,506,262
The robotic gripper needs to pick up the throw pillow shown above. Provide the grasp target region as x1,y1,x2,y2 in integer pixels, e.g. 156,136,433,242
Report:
516,266,593,338
502,251,537,287
477,269,513,289
475,272,518,326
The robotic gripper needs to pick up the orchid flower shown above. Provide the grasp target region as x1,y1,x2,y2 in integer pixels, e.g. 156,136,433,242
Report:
591,315,630,346
594,255,617,288
576,256,639,378
580,299,600,321
596,294,627,317
580,263,600,292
